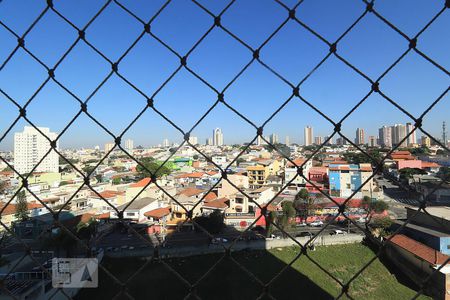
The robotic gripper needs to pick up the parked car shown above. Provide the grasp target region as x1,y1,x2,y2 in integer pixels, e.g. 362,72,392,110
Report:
295,231,313,238
329,229,346,235
296,222,307,227
211,237,228,244
308,220,323,227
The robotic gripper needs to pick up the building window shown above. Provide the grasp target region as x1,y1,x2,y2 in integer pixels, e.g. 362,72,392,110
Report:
236,207,242,213
235,198,243,204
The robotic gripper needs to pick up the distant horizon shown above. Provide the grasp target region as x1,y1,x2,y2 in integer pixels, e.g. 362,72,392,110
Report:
0,122,445,152
1,1,448,151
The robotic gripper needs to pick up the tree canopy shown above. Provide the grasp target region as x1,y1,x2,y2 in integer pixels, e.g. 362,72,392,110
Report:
193,210,224,234
14,190,29,222
136,157,171,178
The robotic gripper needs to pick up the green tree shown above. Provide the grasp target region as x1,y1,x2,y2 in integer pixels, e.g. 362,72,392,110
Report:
136,157,171,178
265,211,277,237
112,177,121,185
76,218,98,241
14,190,29,222
82,165,96,175
193,154,199,160
399,168,426,180
294,189,316,219
438,167,450,181
436,149,448,156
362,199,389,231
193,210,224,234
0,180,7,194
2,166,13,172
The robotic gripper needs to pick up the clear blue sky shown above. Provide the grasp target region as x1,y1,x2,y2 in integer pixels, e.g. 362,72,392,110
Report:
0,0,449,149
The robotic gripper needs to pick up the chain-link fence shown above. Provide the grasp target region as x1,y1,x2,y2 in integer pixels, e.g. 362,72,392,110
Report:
0,0,449,299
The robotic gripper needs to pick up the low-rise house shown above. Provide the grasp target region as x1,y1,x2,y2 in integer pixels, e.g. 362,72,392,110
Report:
284,158,313,191
0,202,47,230
113,197,160,223
385,234,450,300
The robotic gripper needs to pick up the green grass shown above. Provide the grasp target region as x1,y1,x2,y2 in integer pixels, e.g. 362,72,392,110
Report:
77,243,429,300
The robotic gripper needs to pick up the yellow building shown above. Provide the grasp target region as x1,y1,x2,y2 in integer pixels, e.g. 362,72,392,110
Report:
246,160,280,189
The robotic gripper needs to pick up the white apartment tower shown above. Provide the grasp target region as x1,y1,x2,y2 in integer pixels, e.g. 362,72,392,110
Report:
125,139,134,151
14,126,59,174
304,126,313,146
406,122,417,146
392,124,407,147
213,128,223,146
162,139,170,147
378,126,392,148
314,136,323,145
188,136,198,145
355,128,365,145
270,133,279,144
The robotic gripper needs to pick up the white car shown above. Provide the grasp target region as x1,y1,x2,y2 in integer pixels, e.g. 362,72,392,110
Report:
308,221,323,227
212,237,228,244
329,229,346,235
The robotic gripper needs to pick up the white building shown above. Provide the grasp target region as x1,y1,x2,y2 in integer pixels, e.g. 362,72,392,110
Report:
213,128,223,146
392,124,407,147
188,136,198,145
355,128,365,145
104,142,115,153
379,125,392,148
270,133,278,144
14,126,59,174
406,122,417,146
125,139,134,151
304,126,313,146
162,138,170,147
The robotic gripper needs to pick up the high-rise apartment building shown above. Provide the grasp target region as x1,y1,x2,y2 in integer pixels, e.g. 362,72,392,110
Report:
314,136,323,145
392,124,407,147
256,135,262,146
285,136,290,146
125,139,134,151
421,135,431,147
162,138,170,147
378,126,392,148
14,126,59,174
270,133,279,144
213,128,223,146
368,136,377,147
188,136,198,145
304,126,313,146
406,122,417,146
206,137,213,146
104,142,115,153
355,128,365,145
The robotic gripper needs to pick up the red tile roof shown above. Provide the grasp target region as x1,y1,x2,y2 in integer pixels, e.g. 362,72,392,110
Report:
389,234,450,265
130,178,151,188
421,161,441,168
175,172,205,179
92,190,125,199
0,202,43,216
95,212,110,219
287,158,306,167
144,207,171,218
204,192,217,202
203,198,229,209
178,187,204,197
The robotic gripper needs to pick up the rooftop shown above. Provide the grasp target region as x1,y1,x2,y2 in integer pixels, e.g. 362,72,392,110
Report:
389,234,449,265
117,197,158,210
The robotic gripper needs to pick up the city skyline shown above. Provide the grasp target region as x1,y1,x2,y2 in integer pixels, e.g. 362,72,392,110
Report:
3,121,447,152
0,1,448,150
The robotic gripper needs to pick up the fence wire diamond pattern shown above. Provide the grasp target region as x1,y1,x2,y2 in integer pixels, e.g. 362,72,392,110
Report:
0,0,449,299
